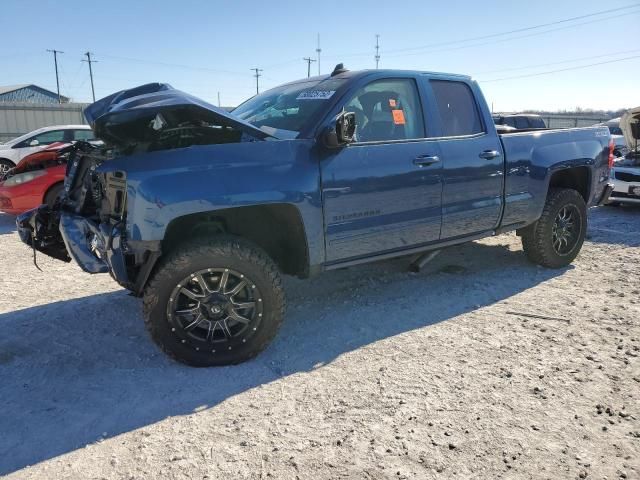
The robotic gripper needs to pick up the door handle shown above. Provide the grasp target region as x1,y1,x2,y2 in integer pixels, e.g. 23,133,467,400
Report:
413,155,440,167
479,150,501,160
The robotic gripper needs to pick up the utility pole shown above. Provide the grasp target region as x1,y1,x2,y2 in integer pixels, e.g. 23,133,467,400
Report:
303,57,316,78
251,68,263,95
46,49,64,103
82,51,97,102
315,33,322,75
217,91,221,107
375,34,381,69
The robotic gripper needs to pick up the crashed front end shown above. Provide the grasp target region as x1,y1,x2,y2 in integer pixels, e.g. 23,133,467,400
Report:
16,142,159,293
16,82,270,294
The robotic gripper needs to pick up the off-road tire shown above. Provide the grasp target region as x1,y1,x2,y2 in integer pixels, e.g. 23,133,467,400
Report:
44,182,64,207
143,235,285,367
520,188,587,268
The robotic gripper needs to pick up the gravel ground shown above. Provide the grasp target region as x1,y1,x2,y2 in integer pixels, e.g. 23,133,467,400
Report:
0,206,638,480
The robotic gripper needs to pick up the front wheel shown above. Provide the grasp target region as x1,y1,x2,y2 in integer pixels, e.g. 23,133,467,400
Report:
143,236,285,367
520,188,587,268
0,159,15,180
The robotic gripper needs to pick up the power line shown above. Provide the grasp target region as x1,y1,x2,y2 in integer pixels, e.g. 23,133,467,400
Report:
375,34,380,69
385,11,637,60
46,49,64,103
97,53,248,76
475,48,640,75
387,3,640,55
324,4,640,60
302,57,316,78
251,67,263,94
82,52,97,102
480,54,640,82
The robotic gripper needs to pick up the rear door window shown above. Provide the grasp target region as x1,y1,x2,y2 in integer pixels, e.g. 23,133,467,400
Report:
429,80,484,137
73,129,96,141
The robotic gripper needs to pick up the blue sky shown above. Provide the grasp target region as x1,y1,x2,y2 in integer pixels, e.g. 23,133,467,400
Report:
1,0,638,110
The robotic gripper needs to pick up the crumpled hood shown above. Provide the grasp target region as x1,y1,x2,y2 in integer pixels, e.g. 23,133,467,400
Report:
84,83,273,146
620,106,640,151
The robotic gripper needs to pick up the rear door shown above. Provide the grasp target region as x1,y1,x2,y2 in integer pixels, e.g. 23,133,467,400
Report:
320,76,443,263
422,78,504,238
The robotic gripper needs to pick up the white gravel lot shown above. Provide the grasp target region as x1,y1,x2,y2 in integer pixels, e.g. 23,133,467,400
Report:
0,206,638,480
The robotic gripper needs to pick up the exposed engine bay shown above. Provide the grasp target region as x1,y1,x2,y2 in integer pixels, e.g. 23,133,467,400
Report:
16,83,271,293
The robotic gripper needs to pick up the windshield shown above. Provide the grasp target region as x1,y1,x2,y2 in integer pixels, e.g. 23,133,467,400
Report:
233,77,347,138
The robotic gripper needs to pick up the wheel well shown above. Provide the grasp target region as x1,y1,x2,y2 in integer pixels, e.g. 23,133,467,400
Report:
43,181,64,202
0,158,16,166
548,166,590,202
163,204,310,277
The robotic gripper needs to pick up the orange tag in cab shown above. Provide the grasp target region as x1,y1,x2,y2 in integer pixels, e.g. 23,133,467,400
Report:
392,109,405,125
389,98,397,107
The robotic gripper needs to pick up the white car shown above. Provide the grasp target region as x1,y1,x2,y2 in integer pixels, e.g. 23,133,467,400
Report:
608,107,640,205
594,118,628,158
0,125,95,177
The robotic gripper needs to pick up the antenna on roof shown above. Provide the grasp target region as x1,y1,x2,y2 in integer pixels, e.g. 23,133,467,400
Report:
331,63,348,77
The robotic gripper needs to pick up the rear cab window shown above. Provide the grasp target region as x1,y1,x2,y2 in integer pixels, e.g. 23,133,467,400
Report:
428,80,485,137
514,117,528,129
529,117,546,129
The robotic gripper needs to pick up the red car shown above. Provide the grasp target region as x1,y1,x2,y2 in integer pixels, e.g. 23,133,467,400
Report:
0,142,70,215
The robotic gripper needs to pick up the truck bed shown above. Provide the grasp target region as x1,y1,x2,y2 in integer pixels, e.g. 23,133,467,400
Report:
498,126,611,228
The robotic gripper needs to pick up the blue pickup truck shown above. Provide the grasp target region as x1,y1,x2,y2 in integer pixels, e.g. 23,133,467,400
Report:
17,64,614,366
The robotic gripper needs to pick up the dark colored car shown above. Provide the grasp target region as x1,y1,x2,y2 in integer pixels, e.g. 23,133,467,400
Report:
17,66,613,367
493,113,547,130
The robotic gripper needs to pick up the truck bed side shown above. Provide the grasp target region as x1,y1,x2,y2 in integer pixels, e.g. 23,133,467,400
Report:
499,126,611,228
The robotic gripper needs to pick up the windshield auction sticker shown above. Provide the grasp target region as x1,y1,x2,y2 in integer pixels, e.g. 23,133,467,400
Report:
297,90,336,100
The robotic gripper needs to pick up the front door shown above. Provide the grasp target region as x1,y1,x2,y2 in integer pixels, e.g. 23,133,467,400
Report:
320,77,443,263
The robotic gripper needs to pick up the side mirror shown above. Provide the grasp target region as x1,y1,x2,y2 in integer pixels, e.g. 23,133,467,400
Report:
322,111,356,148
29,139,40,147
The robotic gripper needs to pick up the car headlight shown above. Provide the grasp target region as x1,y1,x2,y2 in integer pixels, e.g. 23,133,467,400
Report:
2,170,47,186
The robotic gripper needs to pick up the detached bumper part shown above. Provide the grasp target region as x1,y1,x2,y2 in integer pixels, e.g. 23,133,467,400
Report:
597,183,614,206
16,205,71,263
58,214,110,274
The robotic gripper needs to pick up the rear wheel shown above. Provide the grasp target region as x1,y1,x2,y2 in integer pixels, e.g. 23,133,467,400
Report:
143,235,285,367
521,188,587,268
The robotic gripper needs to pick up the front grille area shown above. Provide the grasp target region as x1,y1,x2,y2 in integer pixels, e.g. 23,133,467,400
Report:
615,171,640,182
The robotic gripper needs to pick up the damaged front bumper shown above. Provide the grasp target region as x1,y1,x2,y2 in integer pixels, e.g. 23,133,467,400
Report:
17,206,160,295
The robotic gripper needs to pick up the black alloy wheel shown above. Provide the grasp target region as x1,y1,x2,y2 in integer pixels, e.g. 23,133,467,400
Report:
167,267,264,349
